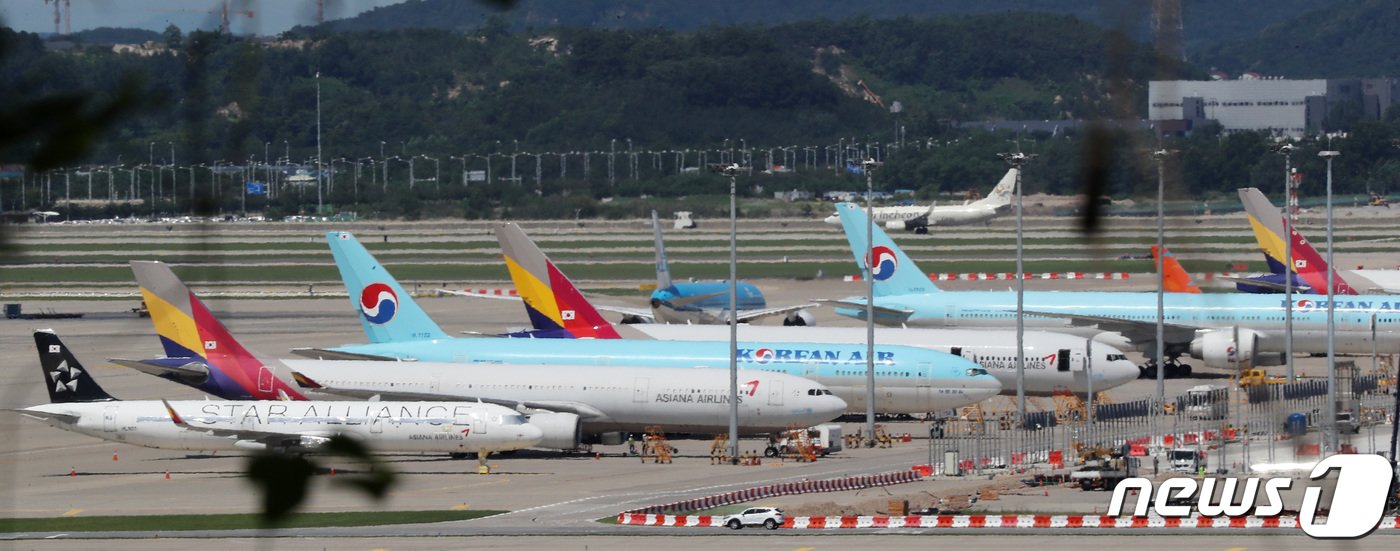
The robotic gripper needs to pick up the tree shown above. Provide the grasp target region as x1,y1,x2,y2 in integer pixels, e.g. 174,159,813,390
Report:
162,24,183,49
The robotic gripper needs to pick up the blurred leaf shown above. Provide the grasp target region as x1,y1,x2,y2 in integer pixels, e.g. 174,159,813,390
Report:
245,452,316,526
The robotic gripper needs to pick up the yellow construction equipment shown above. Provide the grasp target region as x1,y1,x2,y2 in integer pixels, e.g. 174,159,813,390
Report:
1237,368,1286,387
641,425,673,464
709,434,729,465
1052,390,1087,424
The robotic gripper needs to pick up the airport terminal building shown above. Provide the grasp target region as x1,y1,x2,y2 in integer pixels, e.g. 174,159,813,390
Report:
1149,76,1399,138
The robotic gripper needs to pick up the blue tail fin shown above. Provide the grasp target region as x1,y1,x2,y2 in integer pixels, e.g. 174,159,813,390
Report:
833,202,939,296
325,231,448,343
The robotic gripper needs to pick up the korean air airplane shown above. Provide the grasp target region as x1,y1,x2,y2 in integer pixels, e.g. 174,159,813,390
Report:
112,261,847,448
14,331,543,464
829,202,1400,378
294,231,1002,414
486,220,1139,395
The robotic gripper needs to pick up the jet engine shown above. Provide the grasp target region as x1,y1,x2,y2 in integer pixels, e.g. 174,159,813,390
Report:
1190,328,1275,369
783,309,817,326
526,412,582,450
885,220,910,231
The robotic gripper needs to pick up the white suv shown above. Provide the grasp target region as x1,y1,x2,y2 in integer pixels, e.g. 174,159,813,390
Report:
722,507,784,530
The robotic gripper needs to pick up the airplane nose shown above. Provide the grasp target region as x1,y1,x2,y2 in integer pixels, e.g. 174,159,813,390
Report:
822,395,849,416
966,375,1003,403
1100,361,1140,391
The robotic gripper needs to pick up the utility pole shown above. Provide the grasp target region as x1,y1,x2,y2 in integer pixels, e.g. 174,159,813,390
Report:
1273,142,1299,382
998,150,1035,420
1320,144,1340,453
863,158,881,446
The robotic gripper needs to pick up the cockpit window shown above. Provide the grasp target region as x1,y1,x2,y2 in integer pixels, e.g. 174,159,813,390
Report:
1106,354,1127,361
501,414,525,425
966,368,989,377
806,389,834,396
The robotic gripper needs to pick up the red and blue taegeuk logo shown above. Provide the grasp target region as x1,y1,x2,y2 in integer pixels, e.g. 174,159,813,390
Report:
359,283,398,324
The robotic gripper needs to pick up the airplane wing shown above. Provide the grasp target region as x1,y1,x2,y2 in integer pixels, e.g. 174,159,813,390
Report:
593,304,656,323
1021,310,1199,345
10,409,80,425
108,358,211,381
161,400,331,449
287,348,406,361
289,373,609,420
814,299,915,324
1214,275,1314,293
734,303,820,324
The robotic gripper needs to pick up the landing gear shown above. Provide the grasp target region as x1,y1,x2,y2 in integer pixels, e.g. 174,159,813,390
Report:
477,451,492,474
914,226,929,235
1140,358,1193,379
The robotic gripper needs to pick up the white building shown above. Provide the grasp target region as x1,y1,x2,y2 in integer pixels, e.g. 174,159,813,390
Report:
1149,77,1398,138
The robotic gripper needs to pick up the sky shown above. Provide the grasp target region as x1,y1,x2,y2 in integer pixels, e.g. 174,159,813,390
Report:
0,0,406,36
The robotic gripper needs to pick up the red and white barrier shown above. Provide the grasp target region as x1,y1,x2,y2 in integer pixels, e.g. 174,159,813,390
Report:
619,513,1400,530
621,470,921,516
460,288,519,297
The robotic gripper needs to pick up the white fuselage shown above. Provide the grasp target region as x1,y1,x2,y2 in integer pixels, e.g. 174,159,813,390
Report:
20,400,542,454
630,325,1140,395
283,361,848,433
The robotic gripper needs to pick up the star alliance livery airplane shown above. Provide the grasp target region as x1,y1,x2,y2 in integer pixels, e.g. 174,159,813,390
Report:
14,331,543,461
295,231,1002,414
829,202,1400,378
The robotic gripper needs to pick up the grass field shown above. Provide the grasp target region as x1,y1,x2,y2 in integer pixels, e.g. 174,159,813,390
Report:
0,509,501,532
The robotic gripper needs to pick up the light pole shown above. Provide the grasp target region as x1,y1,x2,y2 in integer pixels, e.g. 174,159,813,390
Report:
716,162,741,463
315,71,323,214
863,158,881,446
1152,149,1172,402
1320,144,1341,453
1273,142,1299,382
998,150,1035,420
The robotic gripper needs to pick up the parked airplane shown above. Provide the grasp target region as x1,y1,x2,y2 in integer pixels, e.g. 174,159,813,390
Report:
823,168,1017,233
110,261,308,400
14,331,542,466
296,231,1002,414
1153,245,1203,294
286,360,846,435
1237,187,1399,294
114,260,842,444
483,219,1138,394
828,202,1400,378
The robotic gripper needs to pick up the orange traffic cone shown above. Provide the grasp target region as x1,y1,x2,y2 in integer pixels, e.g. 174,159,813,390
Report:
112,449,118,462
595,452,601,460
329,466,336,477
70,467,76,477
1043,490,1049,496
164,468,170,480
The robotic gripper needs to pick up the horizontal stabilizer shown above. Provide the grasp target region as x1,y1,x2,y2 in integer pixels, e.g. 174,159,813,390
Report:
816,299,915,323
287,348,405,361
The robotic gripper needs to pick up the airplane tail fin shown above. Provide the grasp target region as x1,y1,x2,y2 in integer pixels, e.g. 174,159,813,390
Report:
1152,245,1202,293
651,210,673,290
325,231,449,343
130,261,306,400
975,168,1018,206
834,202,939,296
34,330,115,403
494,223,622,339
1237,188,1359,295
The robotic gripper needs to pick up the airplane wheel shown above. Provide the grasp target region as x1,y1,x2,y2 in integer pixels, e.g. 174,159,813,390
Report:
1141,365,1157,380
915,226,929,235
1179,364,1193,377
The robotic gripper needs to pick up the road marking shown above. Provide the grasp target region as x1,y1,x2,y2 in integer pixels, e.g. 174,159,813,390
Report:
794,547,816,551
44,534,68,539
62,509,82,517
1225,548,1246,551
451,503,470,510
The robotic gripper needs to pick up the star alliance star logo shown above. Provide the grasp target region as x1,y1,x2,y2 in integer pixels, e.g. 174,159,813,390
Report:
47,359,81,394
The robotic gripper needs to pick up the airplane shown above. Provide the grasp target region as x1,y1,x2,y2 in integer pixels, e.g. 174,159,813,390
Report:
823,168,1017,233
294,231,1003,414
827,202,1400,378
1153,245,1203,294
484,220,1139,394
1237,187,1400,294
285,360,846,436
12,330,543,465
110,261,309,400
449,212,818,326
111,260,843,445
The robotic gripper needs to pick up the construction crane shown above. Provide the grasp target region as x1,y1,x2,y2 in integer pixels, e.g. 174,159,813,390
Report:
856,79,886,109
43,0,71,35
151,1,254,35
